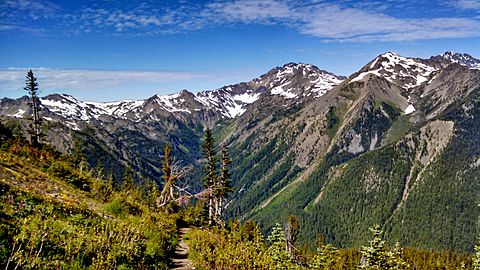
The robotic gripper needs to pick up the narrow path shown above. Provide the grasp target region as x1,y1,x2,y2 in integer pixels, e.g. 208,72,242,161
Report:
169,227,194,270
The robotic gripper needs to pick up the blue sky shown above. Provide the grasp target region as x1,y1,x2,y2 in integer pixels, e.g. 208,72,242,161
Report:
1,0,480,101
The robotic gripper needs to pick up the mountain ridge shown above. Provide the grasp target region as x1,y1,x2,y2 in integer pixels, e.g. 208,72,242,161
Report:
2,51,477,124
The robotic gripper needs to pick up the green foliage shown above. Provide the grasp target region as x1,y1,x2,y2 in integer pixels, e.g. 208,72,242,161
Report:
267,223,296,269
218,145,233,198
359,225,408,270
0,121,13,149
201,129,233,225
0,141,178,269
473,246,480,270
310,243,340,269
104,198,126,217
187,224,275,269
23,70,45,146
122,167,136,193
326,106,341,138
186,219,307,269
48,160,91,191
186,220,474,270
383,115,412,145
8,205,176,269
202,128,218,189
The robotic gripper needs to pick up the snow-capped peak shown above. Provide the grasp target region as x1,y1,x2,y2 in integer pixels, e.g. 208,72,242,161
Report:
440,51,480,69
194,87,261,118
152,93,192,114
40,94,116,121
254,62,344,99
350,52,437,90
30,62,344,122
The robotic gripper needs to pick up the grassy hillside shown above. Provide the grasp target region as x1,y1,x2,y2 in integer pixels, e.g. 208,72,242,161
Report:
0,135,179,269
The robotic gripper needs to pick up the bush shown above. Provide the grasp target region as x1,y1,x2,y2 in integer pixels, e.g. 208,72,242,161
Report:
104,199,126,217
6,202,177,269
187,221,279,269
48,161,91,191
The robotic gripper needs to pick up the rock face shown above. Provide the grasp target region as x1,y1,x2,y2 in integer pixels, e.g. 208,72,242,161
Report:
1,52,479,251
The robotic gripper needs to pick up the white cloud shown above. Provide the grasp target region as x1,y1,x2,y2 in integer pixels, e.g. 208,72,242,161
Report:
0,0,59,21
204,0,292,23
0,68,206,93
202,0,480,42
453,0,480,9
1,0,479,42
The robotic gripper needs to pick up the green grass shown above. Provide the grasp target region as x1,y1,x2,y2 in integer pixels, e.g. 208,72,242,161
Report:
383,115,412,145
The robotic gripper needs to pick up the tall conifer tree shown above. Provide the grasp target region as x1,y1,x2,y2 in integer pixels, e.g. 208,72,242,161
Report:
24,69,43,145
213,145,233,225
202,128,218,224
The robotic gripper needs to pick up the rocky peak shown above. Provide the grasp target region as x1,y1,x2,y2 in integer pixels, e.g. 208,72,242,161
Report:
350,52,437,90
438,51,480,69
253,62,344,99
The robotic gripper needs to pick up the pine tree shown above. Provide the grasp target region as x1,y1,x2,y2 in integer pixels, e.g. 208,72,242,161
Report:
105,173,116,198
268,223,292,269
122,167,135,193
202,128,218,224
24,70,43,146
387,242,409,270
212,145,233,225
0,121,13,147
311,243,339,269
147,179,161,208
95,162,105,180
359,225,408,270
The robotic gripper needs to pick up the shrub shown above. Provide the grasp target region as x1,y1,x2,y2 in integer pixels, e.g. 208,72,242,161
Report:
104,198,126,217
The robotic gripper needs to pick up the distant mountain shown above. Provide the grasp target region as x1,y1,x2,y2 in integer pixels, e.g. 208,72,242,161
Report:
1,52,479,252
434,51,480,69
0,62,344,188
217,51,480,252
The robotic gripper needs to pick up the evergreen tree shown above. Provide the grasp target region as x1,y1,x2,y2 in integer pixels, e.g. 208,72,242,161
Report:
359,225,408,270
95,161,105,180
24,70,43,146
268,223,292,269
310,243,339,270
202,128,218,224
122,167,135,193
387,242,409,270
0,121,13,147
359,225,388,269
147,179,161,209
212,145,233,225
105,173,116,198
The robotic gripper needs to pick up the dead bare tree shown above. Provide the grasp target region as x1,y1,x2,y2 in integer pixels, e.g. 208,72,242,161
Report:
158,144,186,210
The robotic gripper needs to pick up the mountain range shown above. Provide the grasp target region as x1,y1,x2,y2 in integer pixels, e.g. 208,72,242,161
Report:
1,51,479,251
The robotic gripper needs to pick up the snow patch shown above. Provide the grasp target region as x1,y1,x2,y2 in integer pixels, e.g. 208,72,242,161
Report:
233,93,260,104
404,104,416,115
155,94,191,114
271,85,297,98
11,109,25,118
